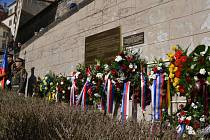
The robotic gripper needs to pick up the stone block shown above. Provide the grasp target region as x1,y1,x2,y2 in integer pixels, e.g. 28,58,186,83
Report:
102,5,119,24
192,0,210,13
169,15,193,40
136,0,170,13
118,0,136,19
192,9,210,34
168,0,193,20
193,31,210,47
148,2,171,25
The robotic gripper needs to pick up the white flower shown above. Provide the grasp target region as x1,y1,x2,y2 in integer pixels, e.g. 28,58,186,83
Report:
200,51,206,56
56,87,58,90
56,82,59,85
191,103,197,109
87,77,91,82
44,76,48,80
194,76,198,81
134,64,137,69
200,68,206,75
193,57,198,61
158,63,163,67
186,116,192,121
151,71,154,75
157,67,161,70
67,77,70,80
6,80,10,85
67,87,70,90
120,76,126,81
208,72,210,75
104,64,109,70
61,81,64,85
180,116,186,121
152,75,156,79
190,64,196,70
53,90,55,92
115,55,123,62
75,72,81,78
50,82,53,86
188,129,196,135
129,63,133,69
186,125,193,130
165,77,169,80
45,87,48,90
200,117,205,122
96,73,103,79
62,90,65,93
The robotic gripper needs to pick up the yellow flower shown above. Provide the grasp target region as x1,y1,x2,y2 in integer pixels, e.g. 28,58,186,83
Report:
174,77,180,82
167,52,174,58
169,73,174,79
173,82,178,87
176,85,180,91
173,67,178,72
169,64,175,68
169,67,174,73
171,45,177,51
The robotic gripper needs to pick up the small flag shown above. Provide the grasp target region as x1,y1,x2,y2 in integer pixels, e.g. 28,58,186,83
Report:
1,49,8,90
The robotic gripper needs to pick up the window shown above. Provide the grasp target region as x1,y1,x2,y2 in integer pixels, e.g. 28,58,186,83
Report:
3,32,7,38
85,27,121,66
9,20,12,26
2,40,6,49
9,9,13,15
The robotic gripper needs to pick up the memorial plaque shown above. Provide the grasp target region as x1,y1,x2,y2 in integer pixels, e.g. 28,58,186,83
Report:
123,32,144,47
85,27,121,66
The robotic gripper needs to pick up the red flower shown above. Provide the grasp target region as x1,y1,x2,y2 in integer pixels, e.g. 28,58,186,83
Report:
179,104,184,110
180,111,186,116
175,70,181,78
175,59,182,66
184,119,191,125
121,64,128,71
186,76,191,83
193,120,201,129
180,56,187,63
127,56,134,62
175,50,183,59
111,69,117,76
96,65,101,71
153,67,158,73
179,85,185,94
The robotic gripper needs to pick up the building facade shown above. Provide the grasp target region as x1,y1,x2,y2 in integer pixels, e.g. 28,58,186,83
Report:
0,23,10,50
2,1,16,36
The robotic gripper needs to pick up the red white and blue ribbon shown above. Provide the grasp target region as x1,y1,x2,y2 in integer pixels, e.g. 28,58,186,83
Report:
81,83,87,111
107,79,114,113
121,81,130,123
152,73,164,120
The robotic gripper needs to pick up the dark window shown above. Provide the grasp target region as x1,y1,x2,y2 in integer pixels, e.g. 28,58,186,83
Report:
85,27,121,66
9,20,12,26
2,40,6,49
3,32,7,38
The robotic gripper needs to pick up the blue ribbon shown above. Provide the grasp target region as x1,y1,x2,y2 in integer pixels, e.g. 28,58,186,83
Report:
153,77,157,120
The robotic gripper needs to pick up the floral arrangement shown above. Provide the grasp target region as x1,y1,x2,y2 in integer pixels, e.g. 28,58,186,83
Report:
56,74,71,102
39,71,56,98
175,102,209,137
167,45,190,96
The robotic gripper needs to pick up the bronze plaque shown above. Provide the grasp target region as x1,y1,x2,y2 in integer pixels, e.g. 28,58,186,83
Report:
123,32,144,47
85,27,120,66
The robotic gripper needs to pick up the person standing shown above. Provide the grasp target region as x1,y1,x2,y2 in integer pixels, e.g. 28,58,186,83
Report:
12,58,27,96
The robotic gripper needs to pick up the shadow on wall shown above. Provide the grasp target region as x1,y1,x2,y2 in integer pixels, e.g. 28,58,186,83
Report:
27,67,37,97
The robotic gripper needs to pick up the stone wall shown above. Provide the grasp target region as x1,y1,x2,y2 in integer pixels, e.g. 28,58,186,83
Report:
19,0,210,77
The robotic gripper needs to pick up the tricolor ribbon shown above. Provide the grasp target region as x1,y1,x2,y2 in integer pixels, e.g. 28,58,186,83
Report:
121,81,130,124
101,73,110,112
152,73,163,120
107,79,114,113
